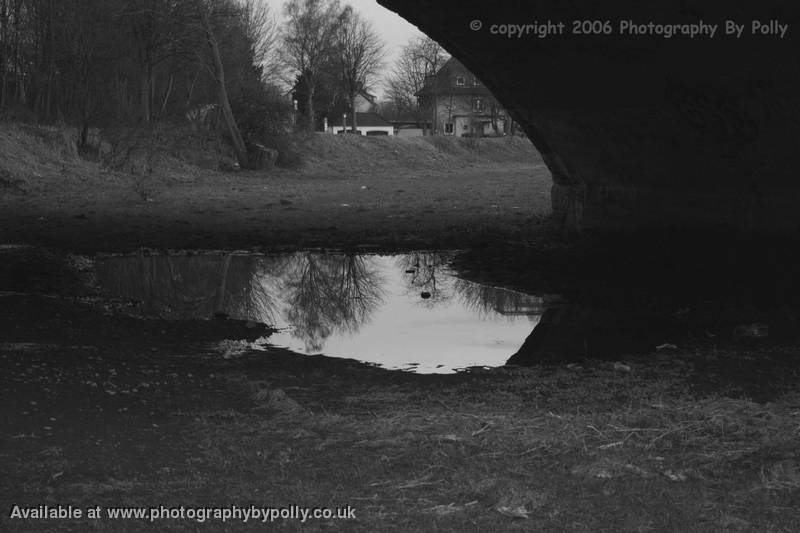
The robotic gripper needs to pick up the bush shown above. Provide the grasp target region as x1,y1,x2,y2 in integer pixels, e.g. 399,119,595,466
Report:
230,83,293,144
262,133,304,168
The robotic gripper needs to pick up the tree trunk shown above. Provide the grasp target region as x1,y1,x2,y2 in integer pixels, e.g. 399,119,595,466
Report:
350,94,357,133
160,74,173,114
140,69,151,123
0,0,7,109
306,83,315,131
196,1,248,169
12,0,21,103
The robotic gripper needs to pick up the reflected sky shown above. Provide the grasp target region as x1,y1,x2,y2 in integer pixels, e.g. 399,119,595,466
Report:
91,251,545,373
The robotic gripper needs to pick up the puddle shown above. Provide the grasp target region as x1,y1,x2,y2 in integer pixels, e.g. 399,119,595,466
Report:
89,251,550,373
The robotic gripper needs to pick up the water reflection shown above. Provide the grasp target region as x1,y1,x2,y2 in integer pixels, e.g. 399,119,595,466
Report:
92,251,543,372
456,280,549,318
281,254,385,352
397,252,455,305
93,253,286,322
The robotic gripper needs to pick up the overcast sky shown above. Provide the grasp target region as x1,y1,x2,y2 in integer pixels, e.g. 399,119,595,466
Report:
263,0,428,96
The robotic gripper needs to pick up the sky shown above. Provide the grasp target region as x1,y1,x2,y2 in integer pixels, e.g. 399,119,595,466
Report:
262,0,428,97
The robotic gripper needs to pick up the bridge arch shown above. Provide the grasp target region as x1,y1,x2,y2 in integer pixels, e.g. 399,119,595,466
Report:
378,0,800,234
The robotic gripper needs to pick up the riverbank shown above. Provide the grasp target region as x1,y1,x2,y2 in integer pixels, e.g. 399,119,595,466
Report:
0,123,551,252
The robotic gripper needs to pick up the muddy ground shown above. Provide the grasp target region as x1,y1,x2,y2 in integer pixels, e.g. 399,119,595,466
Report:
2,126,800,532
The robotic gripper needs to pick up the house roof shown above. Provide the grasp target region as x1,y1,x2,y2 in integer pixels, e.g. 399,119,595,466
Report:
416,57,495,98
353,112,392,127
355,91,377,104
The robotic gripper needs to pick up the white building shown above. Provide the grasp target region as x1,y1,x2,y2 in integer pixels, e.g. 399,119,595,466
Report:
327,112,394,136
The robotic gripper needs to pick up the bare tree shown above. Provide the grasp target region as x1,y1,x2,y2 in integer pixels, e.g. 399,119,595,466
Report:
0,0,281,155
282,253,385,353
0,0,9,108
193,0,249,168
123,0,193,123
384,37,448,127
335,6,385,133
281,0,343,131
236,0,281,82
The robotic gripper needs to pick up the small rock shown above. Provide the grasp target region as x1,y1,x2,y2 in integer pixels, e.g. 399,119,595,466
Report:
420,291,432,299
662,469,688,482
496,505,529,519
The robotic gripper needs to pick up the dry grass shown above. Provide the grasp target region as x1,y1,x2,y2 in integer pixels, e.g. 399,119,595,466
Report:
1,291,799,531
174,362,800,532
0,122,552,252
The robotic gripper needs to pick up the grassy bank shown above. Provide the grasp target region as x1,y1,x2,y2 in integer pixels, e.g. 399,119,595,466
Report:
3,332,799,532
0,122,551,252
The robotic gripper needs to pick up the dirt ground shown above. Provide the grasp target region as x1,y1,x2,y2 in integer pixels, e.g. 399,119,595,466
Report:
0,124,552,252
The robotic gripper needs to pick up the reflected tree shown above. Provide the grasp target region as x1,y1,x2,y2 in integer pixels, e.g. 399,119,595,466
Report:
93,252,285,322
454,279,544,320
281,253,385,352
221,255,288,324
397,252,455,307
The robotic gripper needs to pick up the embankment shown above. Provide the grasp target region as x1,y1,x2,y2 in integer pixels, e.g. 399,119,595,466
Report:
0,122,551,251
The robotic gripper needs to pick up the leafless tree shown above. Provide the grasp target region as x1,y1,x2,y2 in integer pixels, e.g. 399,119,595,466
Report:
397,252,454,307
0,0,274,142
384,37,448,126
123,0,183,123
335,6,385,133
193,0,249,168
281,0,343,131
282,253,385,353
236,0,281,82
454,279,545,319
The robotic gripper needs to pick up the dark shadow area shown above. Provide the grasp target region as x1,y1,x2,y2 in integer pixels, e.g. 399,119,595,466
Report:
456,232,800,367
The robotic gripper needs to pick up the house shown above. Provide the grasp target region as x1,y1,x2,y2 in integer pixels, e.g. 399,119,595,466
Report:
327,112,394,136
291,74,378,131
416,58,506,137
353,92,377,113
390,119,431,138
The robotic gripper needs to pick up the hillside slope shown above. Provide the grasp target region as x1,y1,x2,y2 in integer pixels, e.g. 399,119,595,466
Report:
0,122,551,251
299,133,542,175
0,122,542,190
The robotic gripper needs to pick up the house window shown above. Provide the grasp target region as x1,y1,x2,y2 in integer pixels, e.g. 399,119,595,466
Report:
473,97,484,112
455,76,465,87
473,77,480,86
444,123,454,135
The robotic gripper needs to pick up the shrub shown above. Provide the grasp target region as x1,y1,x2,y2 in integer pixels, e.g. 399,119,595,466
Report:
262,133,304,168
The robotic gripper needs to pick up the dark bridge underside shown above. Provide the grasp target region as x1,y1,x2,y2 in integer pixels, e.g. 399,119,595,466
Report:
378,0,800,234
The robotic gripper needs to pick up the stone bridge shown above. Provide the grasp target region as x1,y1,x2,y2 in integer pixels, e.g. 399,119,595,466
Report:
378,0,800,235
